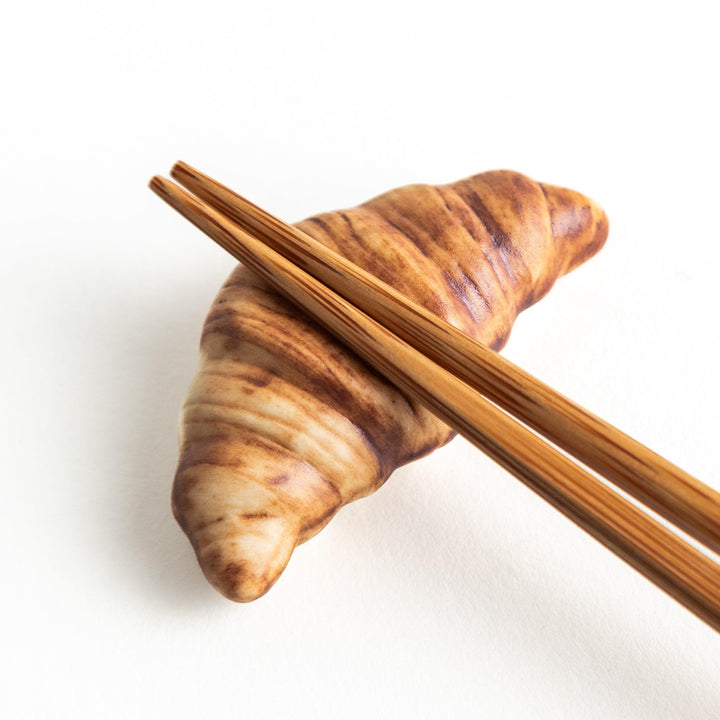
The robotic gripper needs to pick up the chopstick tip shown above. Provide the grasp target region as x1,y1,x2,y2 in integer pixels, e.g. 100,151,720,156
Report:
170,160,194,182
148,175,169,196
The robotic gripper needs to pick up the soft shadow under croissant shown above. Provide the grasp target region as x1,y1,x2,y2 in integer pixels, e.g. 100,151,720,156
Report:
171,170,609,602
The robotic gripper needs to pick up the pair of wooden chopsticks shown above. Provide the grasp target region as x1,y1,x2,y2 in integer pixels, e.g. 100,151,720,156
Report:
150,162,720,631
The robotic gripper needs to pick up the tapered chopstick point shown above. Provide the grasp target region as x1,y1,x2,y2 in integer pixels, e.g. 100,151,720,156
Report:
171,160,196,182
148,175,165,194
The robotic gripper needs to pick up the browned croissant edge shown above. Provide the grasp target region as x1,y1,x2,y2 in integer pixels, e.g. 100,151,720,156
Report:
171,170,609,602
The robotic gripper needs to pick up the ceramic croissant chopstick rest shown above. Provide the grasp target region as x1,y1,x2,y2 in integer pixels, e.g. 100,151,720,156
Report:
172,170,609,601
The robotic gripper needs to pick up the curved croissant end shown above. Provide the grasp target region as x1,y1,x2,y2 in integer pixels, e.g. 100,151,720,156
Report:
172,170,609,602
541,181,609,277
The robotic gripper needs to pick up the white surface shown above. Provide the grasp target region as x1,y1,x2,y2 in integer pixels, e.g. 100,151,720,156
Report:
2,1,719,718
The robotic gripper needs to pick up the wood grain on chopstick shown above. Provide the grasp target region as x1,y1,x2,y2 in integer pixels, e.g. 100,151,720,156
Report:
170,160,720,557
149,173,720,632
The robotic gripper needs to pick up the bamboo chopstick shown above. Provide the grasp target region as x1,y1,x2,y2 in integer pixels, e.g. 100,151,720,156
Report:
149,172,720,632
169,160,720,556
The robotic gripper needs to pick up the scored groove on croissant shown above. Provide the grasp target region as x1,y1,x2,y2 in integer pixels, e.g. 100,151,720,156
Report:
172,170,609,602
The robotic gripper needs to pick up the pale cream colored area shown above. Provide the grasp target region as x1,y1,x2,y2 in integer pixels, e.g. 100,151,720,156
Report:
184,358,383,502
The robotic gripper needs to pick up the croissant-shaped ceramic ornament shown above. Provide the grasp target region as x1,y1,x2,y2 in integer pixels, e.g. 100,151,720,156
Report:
173,170,609,602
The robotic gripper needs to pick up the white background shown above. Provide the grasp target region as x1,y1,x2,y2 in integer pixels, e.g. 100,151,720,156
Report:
2,1,719,718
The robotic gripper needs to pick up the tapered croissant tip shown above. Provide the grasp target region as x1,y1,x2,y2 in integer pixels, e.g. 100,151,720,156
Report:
195,519,299,603
203,558,275,603
541,182,609,276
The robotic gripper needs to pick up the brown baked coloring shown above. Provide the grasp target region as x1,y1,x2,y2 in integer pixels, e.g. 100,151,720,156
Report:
172,170,609,602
